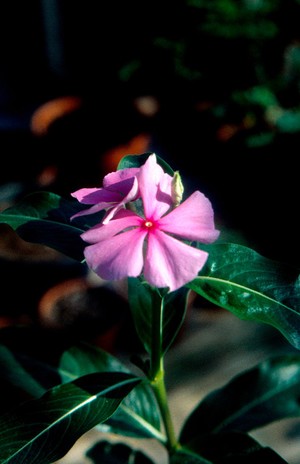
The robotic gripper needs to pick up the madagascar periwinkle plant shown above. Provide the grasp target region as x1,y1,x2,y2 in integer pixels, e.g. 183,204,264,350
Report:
0,152,299,464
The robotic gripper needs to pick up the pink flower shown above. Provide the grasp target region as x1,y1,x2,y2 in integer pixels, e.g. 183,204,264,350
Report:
80,154,220,292
71,167,140,224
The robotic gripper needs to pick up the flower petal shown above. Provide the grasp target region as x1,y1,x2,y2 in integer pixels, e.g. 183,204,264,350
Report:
71,176,139,222
138,154,173,219
81,209,142,244
102,176,139,224
71,187,122,204
158,191,220,243
144,229,208,292
70,187,124,220
84,228,147,281
103,167,139,189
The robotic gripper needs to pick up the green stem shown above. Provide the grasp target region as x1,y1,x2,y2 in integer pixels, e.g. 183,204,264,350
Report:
149,292,180,453
152,371,179,452
150,291,164,379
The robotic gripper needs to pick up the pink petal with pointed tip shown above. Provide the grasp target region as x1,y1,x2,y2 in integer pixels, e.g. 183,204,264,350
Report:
84,227,147,281
103,167,140,188
81,209,142,244
144,229,208,292
71,177,139,222
159,191,220,243
71,187,122,204
138,154,172,219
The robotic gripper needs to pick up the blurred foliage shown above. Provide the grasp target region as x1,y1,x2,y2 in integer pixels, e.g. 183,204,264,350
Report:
118,0,300,145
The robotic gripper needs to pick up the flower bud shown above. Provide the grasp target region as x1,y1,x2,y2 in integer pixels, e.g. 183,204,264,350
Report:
171,171,184,206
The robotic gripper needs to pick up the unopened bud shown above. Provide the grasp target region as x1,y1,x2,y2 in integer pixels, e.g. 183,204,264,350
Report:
171,171,184,206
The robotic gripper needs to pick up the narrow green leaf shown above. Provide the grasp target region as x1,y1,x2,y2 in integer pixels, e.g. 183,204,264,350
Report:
128,278,189,354
60,343,164,440
180,355,300,443
0,192,99,261
117,152,174,176
189,243,300,349
0,372,140,464
87,440,155,464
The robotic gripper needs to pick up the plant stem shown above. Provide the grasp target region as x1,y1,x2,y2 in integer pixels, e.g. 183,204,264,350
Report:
151,371,179,452
150,292,180,453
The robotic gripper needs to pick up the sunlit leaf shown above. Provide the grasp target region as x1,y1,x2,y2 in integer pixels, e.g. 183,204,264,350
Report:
189,243,300,348
180,355,300,443
59,343,163,440
0,372,140,464
0,191,99,261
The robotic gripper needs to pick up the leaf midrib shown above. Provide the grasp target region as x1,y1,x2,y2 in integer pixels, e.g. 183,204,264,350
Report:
191,276,297,314
0,377,138,464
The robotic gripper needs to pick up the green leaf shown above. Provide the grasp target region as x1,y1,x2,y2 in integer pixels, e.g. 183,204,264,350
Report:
117,152,174,176
0,191,99,261
59,343,163,440
0,334,163,442
0,345,45,400
59,342,130,381
0,328,75,412
86,440,155,464
163,288,191,352
0,372,140,464
188,243,300,349
180,355,300,443
128,278,189,355
170,448,212,464
180,431,288,463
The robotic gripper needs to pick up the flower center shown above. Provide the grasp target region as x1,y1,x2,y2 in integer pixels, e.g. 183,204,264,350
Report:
142,219,157,232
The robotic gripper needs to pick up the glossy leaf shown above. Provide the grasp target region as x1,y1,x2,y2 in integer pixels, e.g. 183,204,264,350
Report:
117,152,174,176
0,191,100,261
59,343,163,440
59,342,130,381
180,431,288,463
86,440,155,464
188,243,300,348
0,335,162,442
0,372,140,464
128,278,189,355
180,354,300,444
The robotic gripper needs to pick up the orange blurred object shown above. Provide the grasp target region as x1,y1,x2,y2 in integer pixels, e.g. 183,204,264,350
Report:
101,132,152,172
30,96,83,136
